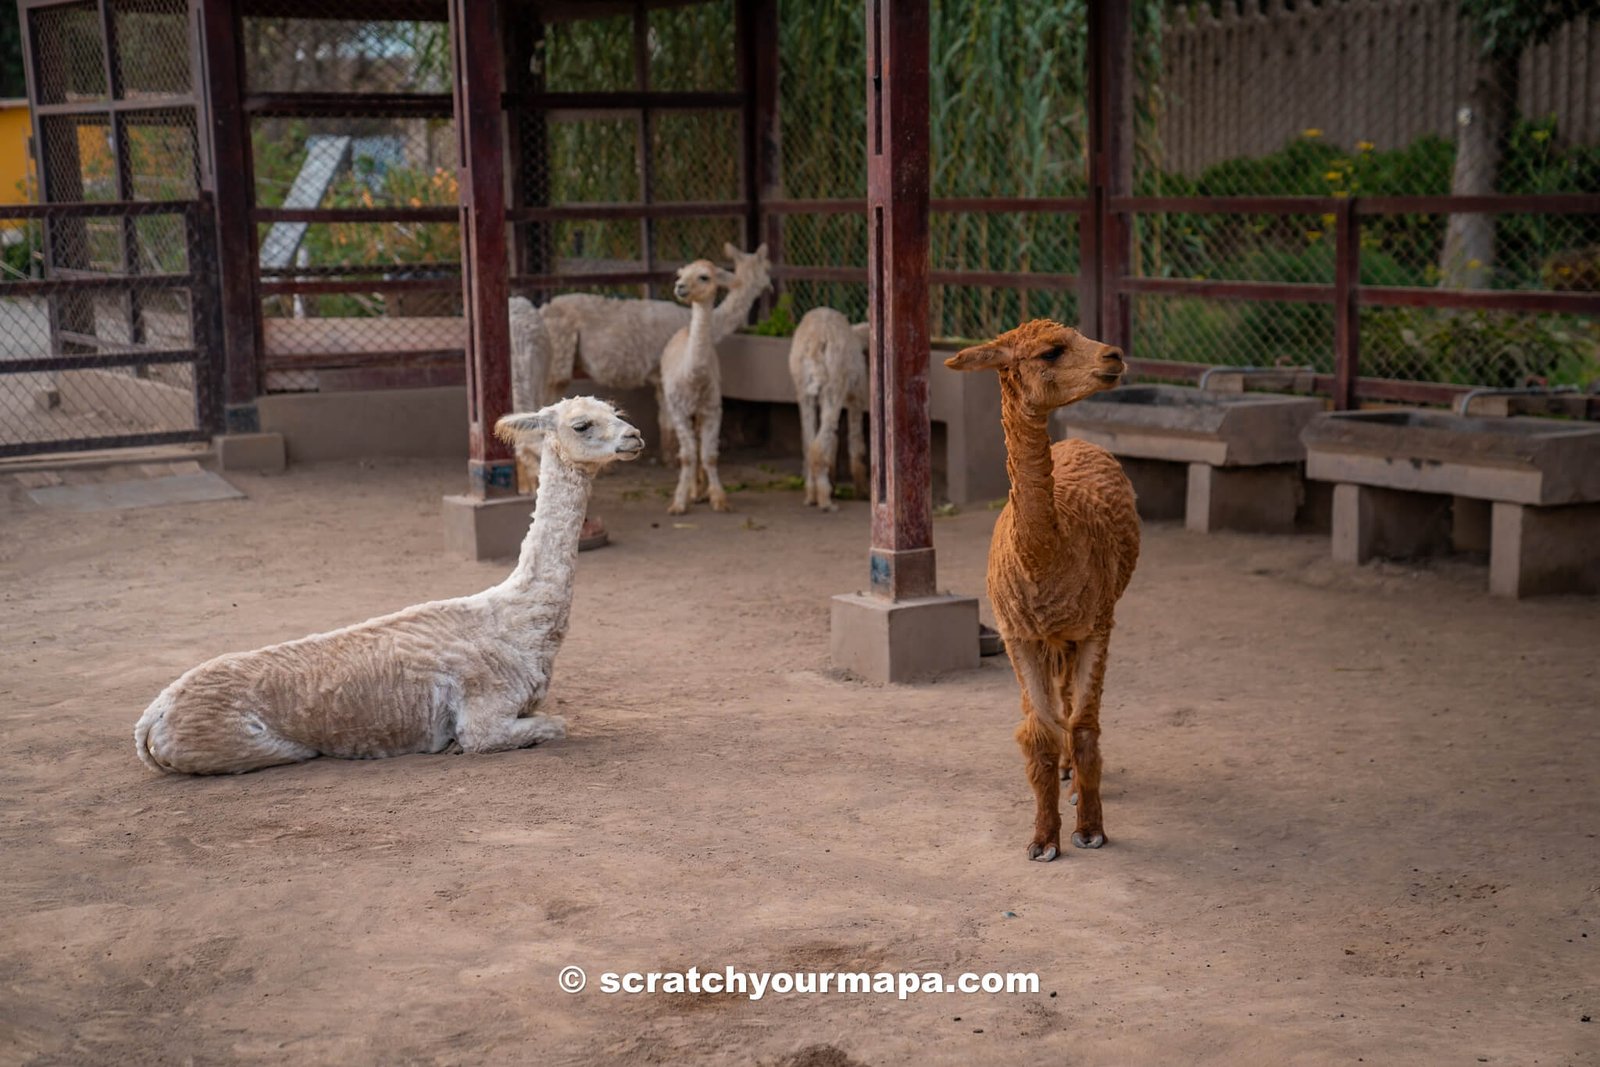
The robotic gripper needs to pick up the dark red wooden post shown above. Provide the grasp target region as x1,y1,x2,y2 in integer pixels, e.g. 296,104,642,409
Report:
199,0,262,431
737,0,781,286
1333,198,1360,410
865,0,934,600
1087,0,1133,351
450,0,517,497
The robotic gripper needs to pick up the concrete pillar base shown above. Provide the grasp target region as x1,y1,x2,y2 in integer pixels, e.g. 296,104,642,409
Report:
213,432,286,473
830,593,980,684
442,494,533,561
1490,501,1600,599
1116,457,1187,522
1186,462,1301,534
1331,483,1453,564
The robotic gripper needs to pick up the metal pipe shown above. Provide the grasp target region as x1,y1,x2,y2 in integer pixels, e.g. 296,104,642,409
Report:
1198,364,1313,390
1455,384,1579,416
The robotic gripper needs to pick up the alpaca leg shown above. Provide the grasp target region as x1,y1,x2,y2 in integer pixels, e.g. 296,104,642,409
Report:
809,402,841,512
1009,638,1066,862
458,712,568,754
797,393,819,506
140,699,318,776
667,409,698,514
848,406,868,497
1056,641,1080,785
1066,631,1113,849
699,404,730,512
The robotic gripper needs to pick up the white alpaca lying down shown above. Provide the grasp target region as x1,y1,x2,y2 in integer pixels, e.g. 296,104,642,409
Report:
134,397,643,776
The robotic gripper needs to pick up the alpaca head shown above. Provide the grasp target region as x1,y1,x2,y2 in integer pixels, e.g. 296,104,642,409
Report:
673,260,733,306
723,242,773,295
944,319,1125,412
495,397,644,469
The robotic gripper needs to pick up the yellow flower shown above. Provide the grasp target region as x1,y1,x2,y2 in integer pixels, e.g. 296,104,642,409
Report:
1558,265,1573,276
1321,213,1337,227
1305,229,1324,242
1467,258,1483,269
1303,128,1323,138
1332,190,1349,199
409,196,422,207
1532,129,1550,142
1324,170,1343,182
1356,140,1375,153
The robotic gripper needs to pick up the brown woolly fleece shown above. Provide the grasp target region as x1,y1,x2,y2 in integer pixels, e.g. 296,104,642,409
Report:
946,320,1140,862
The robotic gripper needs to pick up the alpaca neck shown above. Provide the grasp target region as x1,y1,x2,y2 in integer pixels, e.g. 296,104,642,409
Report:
503,446,594,597
1000,381,1061,548
688,297,715,357
710,279,759,341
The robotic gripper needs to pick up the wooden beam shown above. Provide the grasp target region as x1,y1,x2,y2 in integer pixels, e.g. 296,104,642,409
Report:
450,0,517,497
865,0,934,601
200,0,264,429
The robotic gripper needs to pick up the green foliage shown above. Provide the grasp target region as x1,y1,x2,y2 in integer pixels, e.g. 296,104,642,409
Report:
747,293,799,337
1362,307,1599,387
2,231,38,279
1458,0,1600,58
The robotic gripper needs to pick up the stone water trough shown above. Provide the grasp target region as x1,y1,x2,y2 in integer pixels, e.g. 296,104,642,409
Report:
1302,410,1600,598
1058,384,1325,533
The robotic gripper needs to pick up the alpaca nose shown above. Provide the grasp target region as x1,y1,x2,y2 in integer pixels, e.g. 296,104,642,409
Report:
1099,345,1125,367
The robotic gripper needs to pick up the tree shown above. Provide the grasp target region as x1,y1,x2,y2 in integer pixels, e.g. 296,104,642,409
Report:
1440,0,1600,288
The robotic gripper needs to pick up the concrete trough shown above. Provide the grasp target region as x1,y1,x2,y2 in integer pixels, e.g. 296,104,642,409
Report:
1058,384,1325,534
1302,410,1600,598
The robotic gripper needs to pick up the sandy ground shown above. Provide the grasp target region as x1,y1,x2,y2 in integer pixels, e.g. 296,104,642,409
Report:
1,452,1597,1067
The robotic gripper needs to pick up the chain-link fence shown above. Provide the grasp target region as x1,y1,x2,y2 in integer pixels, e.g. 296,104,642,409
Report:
240,4,463,393
1130,0,1600,394
0,200,220,456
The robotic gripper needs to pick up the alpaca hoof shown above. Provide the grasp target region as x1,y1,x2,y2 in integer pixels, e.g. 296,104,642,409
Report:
1028,843,1059,862
710,494,731,513
1060,765,1073,782
1071,831,1105,849
819,500,839,513
667,501,689,516
1067,788,1078,806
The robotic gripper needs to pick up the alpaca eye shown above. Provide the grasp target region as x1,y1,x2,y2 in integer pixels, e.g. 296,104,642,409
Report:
1039,346,1065,362
572,420,592,432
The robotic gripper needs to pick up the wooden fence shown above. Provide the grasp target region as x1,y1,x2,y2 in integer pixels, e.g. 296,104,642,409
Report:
1157,0,1600,174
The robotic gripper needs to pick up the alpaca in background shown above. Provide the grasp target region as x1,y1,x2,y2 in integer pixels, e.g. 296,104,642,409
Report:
660,260,734,515
134,398,644,775
788,307,869,511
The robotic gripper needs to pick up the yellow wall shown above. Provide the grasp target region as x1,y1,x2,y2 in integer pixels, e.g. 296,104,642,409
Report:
0,101,35,205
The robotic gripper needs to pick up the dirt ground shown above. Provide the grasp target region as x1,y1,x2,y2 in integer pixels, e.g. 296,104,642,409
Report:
1,451,1596,1066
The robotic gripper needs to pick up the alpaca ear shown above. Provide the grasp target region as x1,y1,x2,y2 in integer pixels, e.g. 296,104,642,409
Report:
723,242,740,260
755,242,769,260
944,339,1008,371
494,409,557,444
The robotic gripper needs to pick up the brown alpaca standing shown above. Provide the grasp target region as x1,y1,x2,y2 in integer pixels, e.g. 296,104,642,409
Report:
946,320,1140,862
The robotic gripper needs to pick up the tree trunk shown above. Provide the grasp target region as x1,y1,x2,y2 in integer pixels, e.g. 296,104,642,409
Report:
1439,50,1520,289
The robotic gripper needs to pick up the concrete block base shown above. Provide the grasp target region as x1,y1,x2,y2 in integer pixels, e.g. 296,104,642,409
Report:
1186,462,1301,534
214,432,286,473
1490,501,1600,598
442,494,534,561
830,593,980,684
1331,483,1453,564
1117,457,1188,522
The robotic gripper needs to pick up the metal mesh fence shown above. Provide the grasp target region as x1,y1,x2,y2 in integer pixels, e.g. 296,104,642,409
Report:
0,202,218,456
240,8,461,393
1133,0,1600,392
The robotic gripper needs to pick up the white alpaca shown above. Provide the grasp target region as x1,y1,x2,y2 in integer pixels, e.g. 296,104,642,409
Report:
508,242,770,415
133,398,644,776
661,259,734,515
789,307,870,511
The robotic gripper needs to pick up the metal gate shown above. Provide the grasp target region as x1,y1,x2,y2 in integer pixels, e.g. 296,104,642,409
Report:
1,0,221,458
